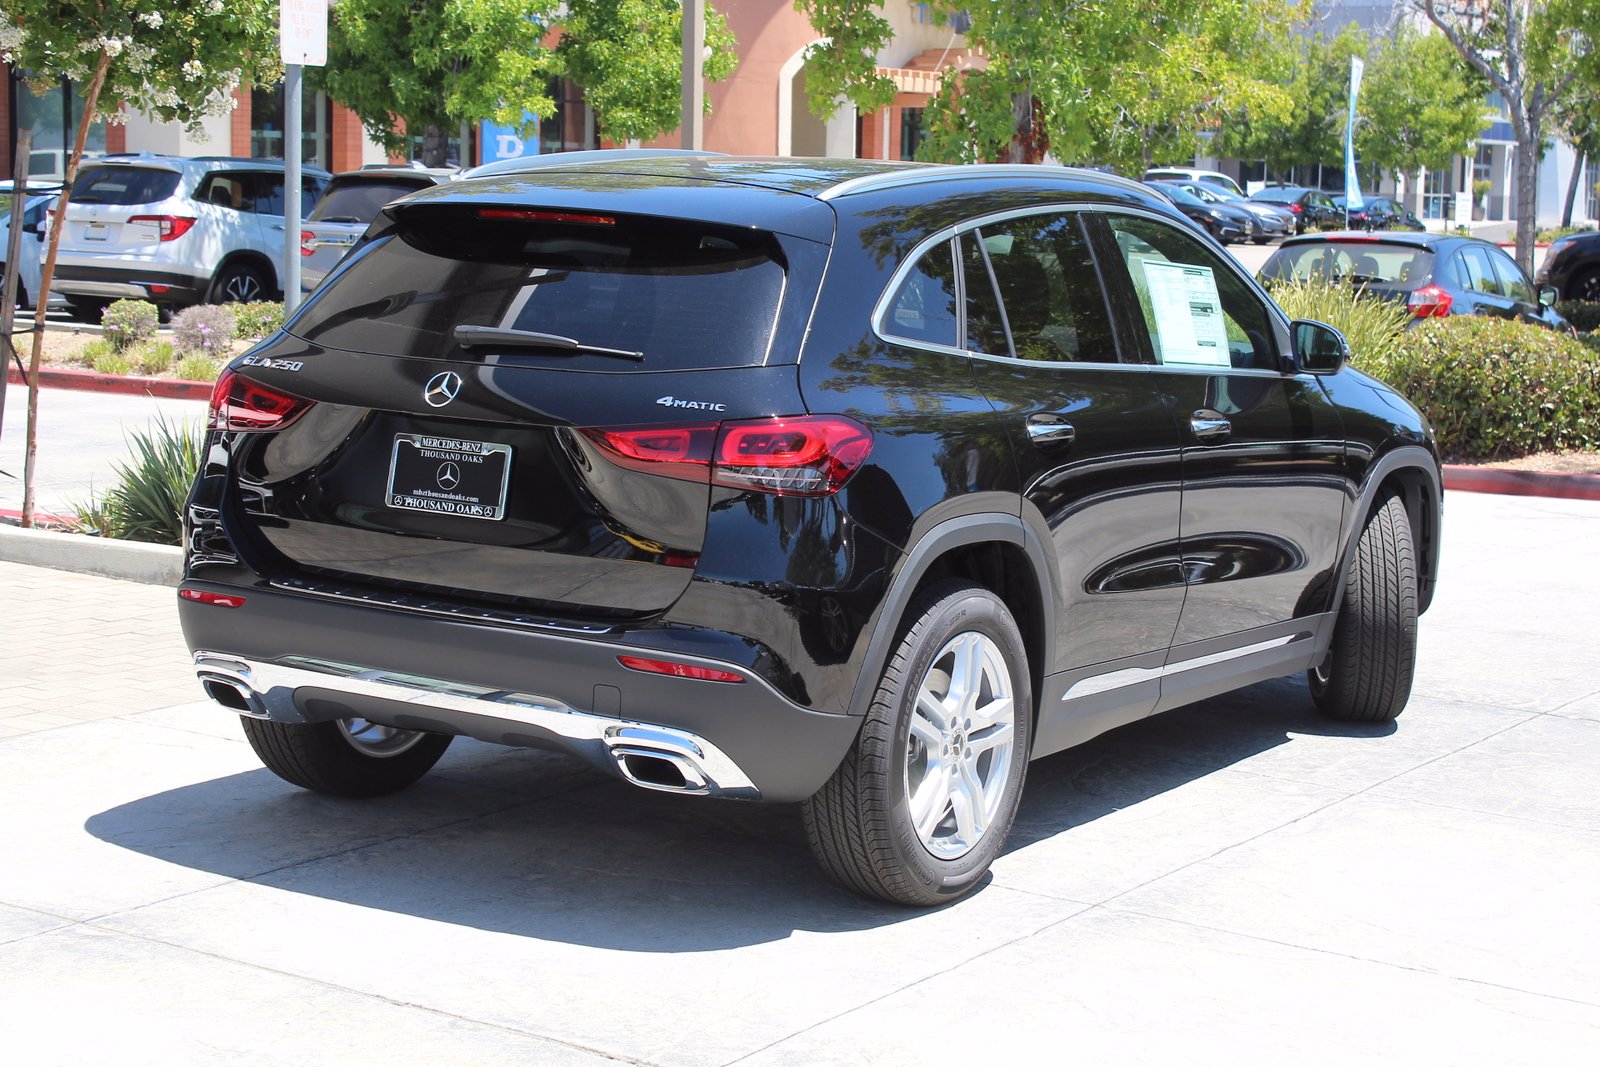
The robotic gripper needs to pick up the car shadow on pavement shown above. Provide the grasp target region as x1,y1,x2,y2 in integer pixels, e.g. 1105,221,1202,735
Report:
84,675,1391,950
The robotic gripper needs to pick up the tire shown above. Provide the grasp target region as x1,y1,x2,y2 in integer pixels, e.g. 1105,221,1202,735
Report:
1252,236,1270,245
209,261,272,304
65,296,103,323
803,580,1032,906
1308,492,1417,722
241,716,453,798
1570,268,1600,303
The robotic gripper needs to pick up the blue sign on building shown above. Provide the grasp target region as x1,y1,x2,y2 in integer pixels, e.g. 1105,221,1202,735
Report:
480,116,540,164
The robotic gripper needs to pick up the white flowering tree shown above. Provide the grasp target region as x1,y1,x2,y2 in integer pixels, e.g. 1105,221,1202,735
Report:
0,1,279,526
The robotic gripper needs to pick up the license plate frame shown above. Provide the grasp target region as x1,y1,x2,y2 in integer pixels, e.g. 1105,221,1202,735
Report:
386,434,512,521
83,222,110,242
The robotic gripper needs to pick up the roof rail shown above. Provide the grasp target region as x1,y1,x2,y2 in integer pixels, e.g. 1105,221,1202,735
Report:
818,163,1149,201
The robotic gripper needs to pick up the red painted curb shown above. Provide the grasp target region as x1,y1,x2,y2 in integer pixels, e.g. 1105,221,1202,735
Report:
1,508,78,526
5,365,212,400
1443,464,1600,501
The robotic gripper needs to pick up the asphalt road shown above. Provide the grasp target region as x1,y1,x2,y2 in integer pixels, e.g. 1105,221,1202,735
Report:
2,490,1598,1064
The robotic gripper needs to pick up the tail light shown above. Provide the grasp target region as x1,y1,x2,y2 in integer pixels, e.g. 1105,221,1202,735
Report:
207,369,313,432
1407,284,1453,318
300,230,318,256
581,414,873,498
1288,203,1303,213
129,215,197,241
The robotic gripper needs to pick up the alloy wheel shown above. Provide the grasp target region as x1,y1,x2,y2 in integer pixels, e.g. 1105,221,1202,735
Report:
336,718,431,758
904,631,1017,860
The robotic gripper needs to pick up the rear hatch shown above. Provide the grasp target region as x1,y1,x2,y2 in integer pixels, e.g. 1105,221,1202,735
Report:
1260,238,1436,305
223,187,834,619
302,173,439,289
59,163,184,252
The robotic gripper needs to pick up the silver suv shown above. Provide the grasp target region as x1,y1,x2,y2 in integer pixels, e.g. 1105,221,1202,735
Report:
51,155,329,318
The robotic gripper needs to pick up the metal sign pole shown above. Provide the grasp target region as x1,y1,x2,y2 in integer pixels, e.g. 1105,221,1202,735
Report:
681,0,704,150
284,63,303,313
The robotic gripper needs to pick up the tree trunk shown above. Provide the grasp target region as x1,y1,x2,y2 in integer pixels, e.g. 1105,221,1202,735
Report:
419,125,450,168
22,51,111,528
1512,128,1539,275
1562,149,1584,229
1006,94,1031,164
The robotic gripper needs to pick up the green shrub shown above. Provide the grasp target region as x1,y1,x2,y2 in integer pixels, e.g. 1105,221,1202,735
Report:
172,303,237,356
1581,332,1600,357
174,355,221,382
133,341,175,376
232,301,285,339
100,299,160,351
1538,225,1594,244
90,348,131,376
72,416,203,545
1556,300,1600,333
1265,280,1411,372
1374,316,1600,460
79,338,114,365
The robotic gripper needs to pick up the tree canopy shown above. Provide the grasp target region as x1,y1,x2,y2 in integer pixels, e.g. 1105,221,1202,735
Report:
319,0,739,165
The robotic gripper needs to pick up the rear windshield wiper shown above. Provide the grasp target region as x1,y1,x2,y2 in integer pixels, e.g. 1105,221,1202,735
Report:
452,324,644,362
316,215,364,223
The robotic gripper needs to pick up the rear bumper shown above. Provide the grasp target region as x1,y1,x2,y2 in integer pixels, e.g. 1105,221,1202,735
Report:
53,263,207,305
177,581,862,802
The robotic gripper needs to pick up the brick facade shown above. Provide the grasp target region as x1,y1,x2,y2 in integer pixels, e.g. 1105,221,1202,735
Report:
230,88,252,157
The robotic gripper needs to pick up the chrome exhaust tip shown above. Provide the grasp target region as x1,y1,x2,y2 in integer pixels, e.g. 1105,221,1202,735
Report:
200,675,267,717
610,746,711,794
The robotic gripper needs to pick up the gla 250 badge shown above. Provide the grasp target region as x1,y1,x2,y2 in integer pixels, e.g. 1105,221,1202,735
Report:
240,355,304,372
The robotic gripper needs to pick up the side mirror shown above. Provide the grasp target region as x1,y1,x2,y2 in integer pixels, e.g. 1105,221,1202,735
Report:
1539,284,1558,308
1291,318,1349,375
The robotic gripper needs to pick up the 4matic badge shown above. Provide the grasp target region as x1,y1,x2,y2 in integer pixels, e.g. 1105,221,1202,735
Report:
655,395,727,412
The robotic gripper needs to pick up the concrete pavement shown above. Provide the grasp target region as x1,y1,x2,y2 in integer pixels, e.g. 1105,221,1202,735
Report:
2,490,1599,1064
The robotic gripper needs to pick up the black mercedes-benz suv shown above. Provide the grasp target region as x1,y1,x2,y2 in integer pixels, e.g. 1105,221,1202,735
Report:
180,156,1443,906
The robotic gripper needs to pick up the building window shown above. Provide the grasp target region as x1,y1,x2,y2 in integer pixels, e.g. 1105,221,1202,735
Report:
1422,166,1452,220
12,73,106,179
900,108,926,161
250,85,329,169
540,79,597,155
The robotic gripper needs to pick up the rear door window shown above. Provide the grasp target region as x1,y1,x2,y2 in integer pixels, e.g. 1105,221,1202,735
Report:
289,207,788,370
1458,245,1504,295
196,173,251,212
959,233,1009,356
1487,247,1535,305
71,166,180,206
310,178,432,224
964,212,1118,362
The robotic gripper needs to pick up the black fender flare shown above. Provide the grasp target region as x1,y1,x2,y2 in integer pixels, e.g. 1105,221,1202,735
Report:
846,513,1059,720
1330,444,1442,624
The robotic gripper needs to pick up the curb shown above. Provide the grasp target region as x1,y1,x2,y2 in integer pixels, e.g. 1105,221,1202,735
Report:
6,365,212,401
0,523,181,586
1442,464,1600,501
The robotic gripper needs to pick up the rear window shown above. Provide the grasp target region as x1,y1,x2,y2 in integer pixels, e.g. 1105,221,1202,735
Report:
288,206,787,370
310,178,433,224
70,166,181,206
1251,189,1296,204
1261,242,1435,290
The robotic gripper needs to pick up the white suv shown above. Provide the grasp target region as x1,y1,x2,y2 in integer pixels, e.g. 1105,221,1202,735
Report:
51,155,329,318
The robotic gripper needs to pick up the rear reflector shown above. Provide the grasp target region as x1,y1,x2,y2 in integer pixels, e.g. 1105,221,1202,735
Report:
129,215,197,241
617,656,745,683
476,208,615,225
180,589,246,608
1407,284,1453,318
581,415,873,498
208,369,313,432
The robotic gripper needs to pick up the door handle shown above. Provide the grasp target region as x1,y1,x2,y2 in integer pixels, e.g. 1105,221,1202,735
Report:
271,224,286,231
1025,414,1076,447
1190,409,1231,443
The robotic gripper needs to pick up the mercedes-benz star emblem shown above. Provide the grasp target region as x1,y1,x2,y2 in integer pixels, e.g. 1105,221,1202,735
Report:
423,371,463,408
436,462,461,491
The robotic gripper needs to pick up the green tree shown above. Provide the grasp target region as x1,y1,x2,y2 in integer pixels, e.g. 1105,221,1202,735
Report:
1417,0,1592,271
320,1,739,166
1219,23,1367,182
0,0,280,527
800,1,1298,171
1358,26,1491,183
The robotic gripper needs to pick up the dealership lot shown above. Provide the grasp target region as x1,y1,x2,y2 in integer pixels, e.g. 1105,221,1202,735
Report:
2,488,1598,1064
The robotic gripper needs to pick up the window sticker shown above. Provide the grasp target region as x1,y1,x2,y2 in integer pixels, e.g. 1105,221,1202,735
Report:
1135,259,1232,367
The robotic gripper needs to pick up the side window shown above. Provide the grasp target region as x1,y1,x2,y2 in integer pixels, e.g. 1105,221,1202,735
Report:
966,212,1117,362
195,173,248,212
1104,214,1277,371
1487,248,1534,304
959,232,1009,355
882,239,959,349
247,174,286,216
1458,246,1503,295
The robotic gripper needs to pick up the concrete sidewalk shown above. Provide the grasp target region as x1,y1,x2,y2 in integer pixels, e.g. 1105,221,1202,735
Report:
2,492,1598,1065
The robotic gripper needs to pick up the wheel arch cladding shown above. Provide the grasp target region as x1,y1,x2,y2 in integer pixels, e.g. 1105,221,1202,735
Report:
848,514,1054,730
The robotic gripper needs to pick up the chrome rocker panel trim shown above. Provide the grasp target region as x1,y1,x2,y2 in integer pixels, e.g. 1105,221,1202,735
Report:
193,651,761,800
